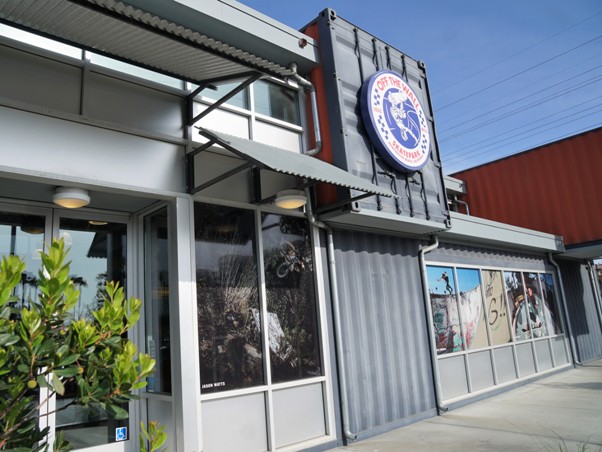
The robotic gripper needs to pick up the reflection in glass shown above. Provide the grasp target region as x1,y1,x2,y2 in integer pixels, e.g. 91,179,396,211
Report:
427,265,463,354
504,271,529,340
540,274,562,335
0,212,45,310
262,214,321,382
57,218,128,448
482,270,512,345
144,208,171,393
523,273,548,337
195,204,263,393
457,268,488,349
254,80,300,124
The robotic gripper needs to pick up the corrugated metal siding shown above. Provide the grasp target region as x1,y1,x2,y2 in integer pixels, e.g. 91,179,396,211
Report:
428,242,551,271
453,128,602,246
559,259,602,362
306,10,449,225
333,230,435,434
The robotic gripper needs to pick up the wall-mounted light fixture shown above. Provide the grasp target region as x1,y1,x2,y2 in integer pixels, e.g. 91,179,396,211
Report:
274,190,307,209
53,187,90,209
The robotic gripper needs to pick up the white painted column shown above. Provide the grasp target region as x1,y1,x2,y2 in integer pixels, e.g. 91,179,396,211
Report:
168,196,203,451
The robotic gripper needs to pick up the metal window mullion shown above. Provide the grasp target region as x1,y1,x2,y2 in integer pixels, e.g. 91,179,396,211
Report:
501,275,521,379
479,270,499,385
254,209,275,451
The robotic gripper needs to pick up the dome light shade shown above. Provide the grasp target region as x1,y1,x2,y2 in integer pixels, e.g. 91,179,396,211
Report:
53,187,90,209
274,190,307,209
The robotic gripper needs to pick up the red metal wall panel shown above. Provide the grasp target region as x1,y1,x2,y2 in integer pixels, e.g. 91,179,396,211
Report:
452,127,602,246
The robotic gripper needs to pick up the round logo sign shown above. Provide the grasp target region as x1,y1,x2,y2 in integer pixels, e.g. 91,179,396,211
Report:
360,71,430,172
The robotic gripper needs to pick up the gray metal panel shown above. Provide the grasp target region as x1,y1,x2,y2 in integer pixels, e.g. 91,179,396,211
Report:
439,355,469,400
534,340,553,372
467,351,495,392
558,259,602,362
87,71,184,137
493,346,517,384
0,0,294,83
313,11,449,226
553,336,569,365
273,384,326,448
0,106,186,194
201,393,267,452
0,41,81,114
333,230,435,434
428,241,551,272
516,343,536,377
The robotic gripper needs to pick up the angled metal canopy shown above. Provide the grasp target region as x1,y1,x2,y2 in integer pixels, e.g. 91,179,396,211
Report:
190,129,396,208
0,0,301,84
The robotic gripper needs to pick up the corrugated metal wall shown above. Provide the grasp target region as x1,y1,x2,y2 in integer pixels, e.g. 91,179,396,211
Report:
559,259,602,362
452,127,602,246
305,10,449,225
333,230,436,435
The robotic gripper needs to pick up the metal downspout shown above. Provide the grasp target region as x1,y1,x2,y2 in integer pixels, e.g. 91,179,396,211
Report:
586,260,602,335
548,253,581,366
288,63,322,157
418,235,448,414
305,189,357,442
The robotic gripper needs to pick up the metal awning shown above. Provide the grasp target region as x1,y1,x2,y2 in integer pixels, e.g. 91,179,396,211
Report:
0,0,300,83
190,129,396,208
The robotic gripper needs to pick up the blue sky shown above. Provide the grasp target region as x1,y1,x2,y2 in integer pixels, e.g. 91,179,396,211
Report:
238,0,602,174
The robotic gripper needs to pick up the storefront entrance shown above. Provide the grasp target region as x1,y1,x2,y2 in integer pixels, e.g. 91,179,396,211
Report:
0,202,133,452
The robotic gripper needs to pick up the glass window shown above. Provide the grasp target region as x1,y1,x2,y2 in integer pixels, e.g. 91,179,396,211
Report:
427,265,463,354
504,271,530,340
254,80,300,125
0,212,46,310
144,208,171,393
195,204,263,393
56,217,128,448
201,81,249,110
540,273,562,335
482,269,512,345
457,268,489,349
0,24,82,59
261,214,321,383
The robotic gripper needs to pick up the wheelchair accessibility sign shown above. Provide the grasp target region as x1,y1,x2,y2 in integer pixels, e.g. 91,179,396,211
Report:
115,426,128,442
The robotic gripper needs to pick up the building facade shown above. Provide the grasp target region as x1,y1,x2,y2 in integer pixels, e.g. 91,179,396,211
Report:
0,1,599,451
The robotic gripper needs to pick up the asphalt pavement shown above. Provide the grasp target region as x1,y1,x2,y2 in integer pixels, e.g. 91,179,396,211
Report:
328,360,602,451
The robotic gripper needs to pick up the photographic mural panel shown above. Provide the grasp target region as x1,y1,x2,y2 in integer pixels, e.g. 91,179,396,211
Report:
482,270,512,345
523,273,548,338
540,273,562,335
261,214,321,383
427,265,463,354
457,268,489,350
195,204,264,393
504,271,530,340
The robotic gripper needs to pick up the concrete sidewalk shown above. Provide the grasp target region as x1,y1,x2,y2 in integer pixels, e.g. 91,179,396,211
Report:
329,361,602,451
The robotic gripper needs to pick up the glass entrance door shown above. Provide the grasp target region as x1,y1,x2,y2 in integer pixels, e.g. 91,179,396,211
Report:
53,214,131,451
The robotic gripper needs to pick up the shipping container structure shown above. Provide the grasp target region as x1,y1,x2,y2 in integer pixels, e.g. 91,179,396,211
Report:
0,1,598,451
452,127,602,253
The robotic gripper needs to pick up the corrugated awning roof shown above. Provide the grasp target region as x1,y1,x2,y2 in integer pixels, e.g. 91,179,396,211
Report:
193,129,396,200
0,0,295,83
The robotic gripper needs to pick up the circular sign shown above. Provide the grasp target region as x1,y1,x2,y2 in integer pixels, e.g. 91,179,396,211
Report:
360,70,430,172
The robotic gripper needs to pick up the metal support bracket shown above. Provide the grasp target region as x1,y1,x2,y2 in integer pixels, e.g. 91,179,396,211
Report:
187,71,263,125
